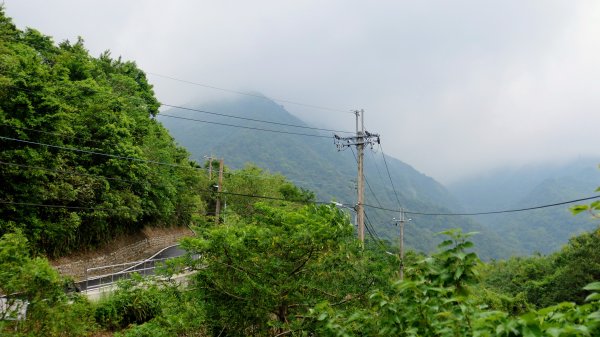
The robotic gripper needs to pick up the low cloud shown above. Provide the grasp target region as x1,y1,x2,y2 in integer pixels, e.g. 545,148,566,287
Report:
6,0,600,183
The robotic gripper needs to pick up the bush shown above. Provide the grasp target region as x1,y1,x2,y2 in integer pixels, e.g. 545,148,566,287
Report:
94,275,162,330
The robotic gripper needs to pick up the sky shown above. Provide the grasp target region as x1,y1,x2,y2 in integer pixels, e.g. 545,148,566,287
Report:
4,1,600,184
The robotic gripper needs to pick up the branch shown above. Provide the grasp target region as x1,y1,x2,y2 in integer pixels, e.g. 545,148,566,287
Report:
331,278,376,307
204,283,249,301
287,248,314,278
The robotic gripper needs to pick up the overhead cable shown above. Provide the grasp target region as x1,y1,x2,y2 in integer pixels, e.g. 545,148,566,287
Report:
363,195,600,216
379,144,403,209
161,104,353,134
158,113,332,138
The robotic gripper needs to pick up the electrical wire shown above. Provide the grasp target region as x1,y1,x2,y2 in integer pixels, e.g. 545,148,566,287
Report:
0,160,334,206
0,122,105,146
0,161,138,184
349,147,384,209
4,86,598,218
0,125,317,186
0,135,194,169
0,200,114,212
364,211,388,250
369,149,388,193
2,85,345,138
379,144,403,209
0,189,332,213
160,104,353,134
158,113,332,138
4,135,598,217
363,195,600,216
147,72,353,114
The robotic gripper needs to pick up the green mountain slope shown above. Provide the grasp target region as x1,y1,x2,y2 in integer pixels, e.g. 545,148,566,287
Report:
450,160,600,254
158,96,514,259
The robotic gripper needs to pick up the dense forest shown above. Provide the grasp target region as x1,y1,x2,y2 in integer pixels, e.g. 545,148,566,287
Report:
0,8,205,256
2,8,600,336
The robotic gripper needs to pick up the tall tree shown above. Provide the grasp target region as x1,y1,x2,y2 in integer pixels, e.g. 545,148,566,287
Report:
0,8,204,255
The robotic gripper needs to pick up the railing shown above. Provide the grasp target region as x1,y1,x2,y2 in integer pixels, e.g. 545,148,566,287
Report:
0,296,28,321
82,257,172,292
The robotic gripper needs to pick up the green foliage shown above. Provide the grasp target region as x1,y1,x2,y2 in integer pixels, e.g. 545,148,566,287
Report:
179,202,389,336
158,95,513,260
0,231,97,336
571,170,600,217
313,231,600,337
94,275,162,330
0,8,205,256
482,226,600,308
114,284,207,337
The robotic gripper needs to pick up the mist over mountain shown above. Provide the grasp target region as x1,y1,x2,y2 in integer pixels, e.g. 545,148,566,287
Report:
157,96,515,259
450,159,600,254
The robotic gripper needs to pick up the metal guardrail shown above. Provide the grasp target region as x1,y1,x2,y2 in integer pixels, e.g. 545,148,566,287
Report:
0,297,28,321
82,257,172,292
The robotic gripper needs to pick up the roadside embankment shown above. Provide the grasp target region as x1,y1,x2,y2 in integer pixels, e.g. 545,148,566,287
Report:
50,226,194,281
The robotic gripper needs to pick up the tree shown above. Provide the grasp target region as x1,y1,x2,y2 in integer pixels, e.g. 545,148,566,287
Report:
179,203,385,336
314,231,600,337
571,165,600,218
0,8,205,255
0,231,96,336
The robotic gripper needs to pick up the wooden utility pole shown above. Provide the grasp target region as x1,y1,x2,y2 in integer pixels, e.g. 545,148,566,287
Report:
214,158,224,224
356,111,365,243
334,110,379,246
394,210,410,280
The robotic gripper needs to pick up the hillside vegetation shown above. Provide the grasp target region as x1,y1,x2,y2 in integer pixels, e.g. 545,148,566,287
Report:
0,10,205,256
2,8,600,337
451,161,600,254
159,97,514,259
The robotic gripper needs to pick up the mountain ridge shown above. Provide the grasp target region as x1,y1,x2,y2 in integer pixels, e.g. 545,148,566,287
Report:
157,95,514,259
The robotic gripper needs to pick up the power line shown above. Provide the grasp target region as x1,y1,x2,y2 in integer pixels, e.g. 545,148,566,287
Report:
0,161,138,184
0,189,332,213
158,113,332,138
0,200,114,212
0,160,334,206
0,127,316,186
0,135,194,169
161,104,353,134
0,122,105,146
364,211,388,250
369,148,388,193
350,147,384,209
379,144,403,209
4,135,599,218
2,85,345,138
147,72,352,114
363,195,600,216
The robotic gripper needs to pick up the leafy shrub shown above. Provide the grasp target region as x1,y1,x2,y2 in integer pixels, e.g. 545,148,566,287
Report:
94,275,162,330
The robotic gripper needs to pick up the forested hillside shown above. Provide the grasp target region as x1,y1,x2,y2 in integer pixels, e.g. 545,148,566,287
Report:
451,160,600,254
2,8,600,336
158,96,515,259
0,11,205,256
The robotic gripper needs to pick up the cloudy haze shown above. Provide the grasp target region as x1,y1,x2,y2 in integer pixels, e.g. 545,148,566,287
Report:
5,1,599,184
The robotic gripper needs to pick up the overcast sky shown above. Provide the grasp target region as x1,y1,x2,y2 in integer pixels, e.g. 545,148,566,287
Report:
4,1,599,184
